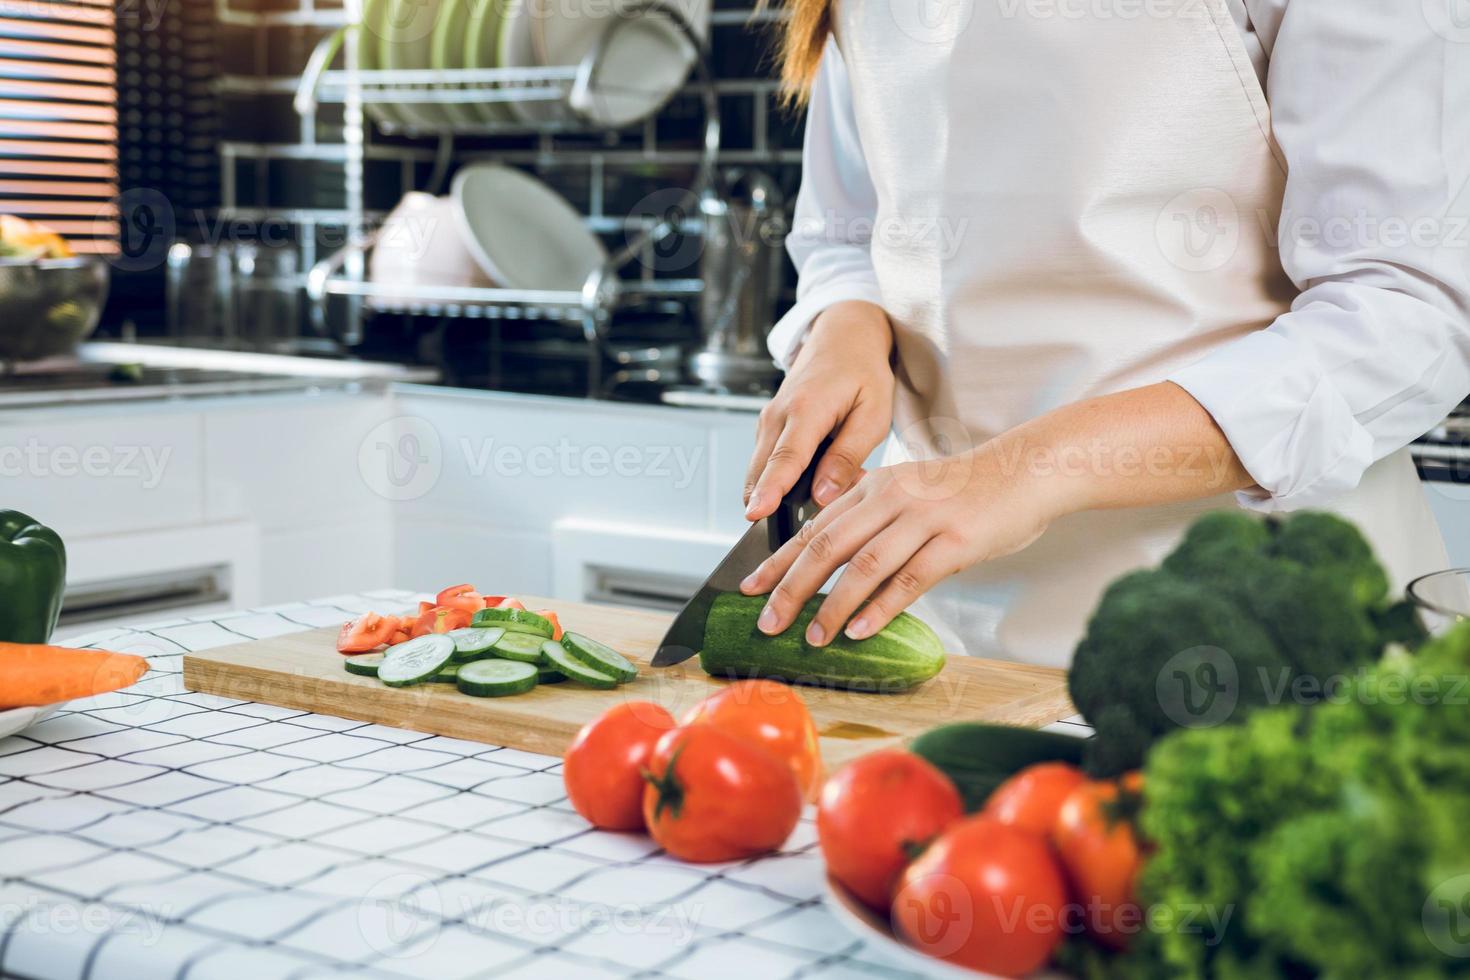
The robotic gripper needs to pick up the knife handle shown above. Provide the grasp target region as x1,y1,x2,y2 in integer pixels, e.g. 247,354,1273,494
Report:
768,435,834,550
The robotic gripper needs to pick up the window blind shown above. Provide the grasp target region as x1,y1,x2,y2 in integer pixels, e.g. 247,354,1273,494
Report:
0,0,117,254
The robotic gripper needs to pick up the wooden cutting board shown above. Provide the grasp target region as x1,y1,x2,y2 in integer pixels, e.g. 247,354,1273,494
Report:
183,596,1074,769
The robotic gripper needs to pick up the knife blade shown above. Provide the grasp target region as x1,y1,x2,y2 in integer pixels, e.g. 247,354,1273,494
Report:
652,436,832,667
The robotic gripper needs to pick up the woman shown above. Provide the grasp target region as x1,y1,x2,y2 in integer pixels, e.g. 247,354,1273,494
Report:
740,0,1470,665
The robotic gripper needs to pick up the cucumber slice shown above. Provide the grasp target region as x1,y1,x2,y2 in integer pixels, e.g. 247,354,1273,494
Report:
470,607,554,637
560,631,638,683
449,626,504,658
456,659,539,697
378,634,456,687
490,630,548,663
343,653,384,677
537,666,568,684
538,640,618,689
433,665,461,683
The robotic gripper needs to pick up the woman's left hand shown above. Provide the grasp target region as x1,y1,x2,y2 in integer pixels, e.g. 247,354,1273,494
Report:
738,442,1061,645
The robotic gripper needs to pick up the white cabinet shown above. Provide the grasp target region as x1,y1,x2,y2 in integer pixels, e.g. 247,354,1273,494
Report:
389,387,760,603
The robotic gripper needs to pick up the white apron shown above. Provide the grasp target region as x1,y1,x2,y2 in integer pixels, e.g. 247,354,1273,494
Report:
834,0,1452,666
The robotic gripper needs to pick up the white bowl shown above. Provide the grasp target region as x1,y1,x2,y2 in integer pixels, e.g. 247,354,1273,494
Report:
370,191,493,298
0,702,65,742
450,163,607,292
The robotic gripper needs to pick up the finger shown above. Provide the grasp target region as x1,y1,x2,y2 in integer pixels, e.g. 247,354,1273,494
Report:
746,413,833,521
743,404,785,507
759,495,897,635
806,518,936,647
738,479,867,596
812,398,888,507
846,534,963,640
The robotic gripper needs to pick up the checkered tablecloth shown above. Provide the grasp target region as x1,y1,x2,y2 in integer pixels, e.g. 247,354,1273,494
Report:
1,591,950,980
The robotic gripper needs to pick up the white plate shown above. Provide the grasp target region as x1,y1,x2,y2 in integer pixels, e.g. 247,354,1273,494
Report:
450,162,607,291
498,0,569,124
825,875,1070,980
540,0,710,129
0,702,65,742
382,0,452,129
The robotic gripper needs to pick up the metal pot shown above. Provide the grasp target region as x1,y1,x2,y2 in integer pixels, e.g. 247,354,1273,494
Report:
0,257,109,362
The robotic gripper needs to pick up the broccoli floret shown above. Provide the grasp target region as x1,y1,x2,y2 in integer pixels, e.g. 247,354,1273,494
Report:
1271,510,1389,608
1071,510,1418,774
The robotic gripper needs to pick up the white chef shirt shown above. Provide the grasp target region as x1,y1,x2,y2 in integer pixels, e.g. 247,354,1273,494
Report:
771,0,1470,513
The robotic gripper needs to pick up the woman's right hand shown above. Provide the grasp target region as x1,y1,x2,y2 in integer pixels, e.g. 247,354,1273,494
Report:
744,300,896,519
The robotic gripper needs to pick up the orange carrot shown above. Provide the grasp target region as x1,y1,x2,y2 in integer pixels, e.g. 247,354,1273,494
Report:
0,643,148,709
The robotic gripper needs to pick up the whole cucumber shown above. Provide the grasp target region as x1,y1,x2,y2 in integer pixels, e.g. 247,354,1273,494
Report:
910,722,1089,812
699,592,946,692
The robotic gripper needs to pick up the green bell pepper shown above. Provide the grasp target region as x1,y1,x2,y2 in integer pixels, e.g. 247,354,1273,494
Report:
0,509,66,643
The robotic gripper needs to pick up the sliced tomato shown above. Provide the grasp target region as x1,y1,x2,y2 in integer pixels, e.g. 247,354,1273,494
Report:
480,595,507,608
496,596,526,611
435,584,484,614
537,609,563,641
336,612,397,653
412,605,473,638
418,600,434,615
387,628,410,646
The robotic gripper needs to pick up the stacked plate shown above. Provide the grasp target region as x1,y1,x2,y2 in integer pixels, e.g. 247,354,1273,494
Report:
370,164,608,293
361,0,711,129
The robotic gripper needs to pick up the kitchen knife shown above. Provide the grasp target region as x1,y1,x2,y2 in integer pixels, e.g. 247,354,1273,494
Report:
651,437,832,667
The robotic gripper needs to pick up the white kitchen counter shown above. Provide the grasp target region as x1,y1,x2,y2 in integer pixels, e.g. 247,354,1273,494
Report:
0,591,949,980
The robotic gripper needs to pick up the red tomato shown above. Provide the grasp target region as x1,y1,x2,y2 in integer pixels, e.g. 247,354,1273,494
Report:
818,749,963,909
681,679,824,801
642,725,802,863
983,762,1087,835
536,609,563,641
412,605,472,638
435,584,484,613
418,600,434,615
894,817,1068,978
480,595,507,608
337,613,397,653
563,701,676,831
496,597,526,611
1052,772,1145,951
387,628,410,646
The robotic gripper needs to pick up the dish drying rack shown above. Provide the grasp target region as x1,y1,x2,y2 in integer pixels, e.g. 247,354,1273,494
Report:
293,0,720,393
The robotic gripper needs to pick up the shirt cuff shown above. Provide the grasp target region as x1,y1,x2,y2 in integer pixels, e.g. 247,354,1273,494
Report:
1168,329,1376,513
767,280,887,370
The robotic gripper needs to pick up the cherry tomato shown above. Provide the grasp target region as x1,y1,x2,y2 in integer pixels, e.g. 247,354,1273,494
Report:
681,679,824,801
435,584,484,614
563,701,676,831
818,749,963,909
337,613,398,653
642,725,802,863
412,605,472,638
1052,772,1145,951
983,762,1087,835
894,816,1068,978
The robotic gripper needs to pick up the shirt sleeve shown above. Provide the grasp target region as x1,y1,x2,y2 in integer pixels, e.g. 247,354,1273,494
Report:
1168,0,1470,513
766,38,886,369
